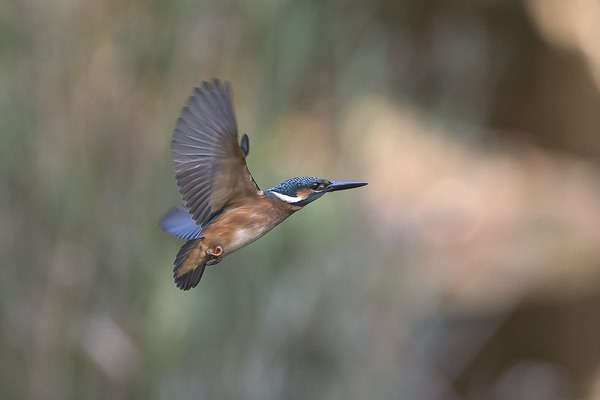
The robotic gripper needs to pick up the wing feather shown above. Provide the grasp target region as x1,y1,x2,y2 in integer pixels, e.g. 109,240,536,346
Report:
171,80,260,227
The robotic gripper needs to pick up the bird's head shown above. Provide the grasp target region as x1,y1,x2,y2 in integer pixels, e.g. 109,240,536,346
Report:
265,177,367,207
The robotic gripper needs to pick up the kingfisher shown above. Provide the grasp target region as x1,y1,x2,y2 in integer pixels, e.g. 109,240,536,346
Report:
160,80,367,290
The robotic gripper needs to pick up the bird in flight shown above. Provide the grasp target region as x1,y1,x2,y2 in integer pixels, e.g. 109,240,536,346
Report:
160,80,367,290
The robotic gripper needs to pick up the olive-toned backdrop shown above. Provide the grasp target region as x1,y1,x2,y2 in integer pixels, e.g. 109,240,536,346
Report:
3,1,600,399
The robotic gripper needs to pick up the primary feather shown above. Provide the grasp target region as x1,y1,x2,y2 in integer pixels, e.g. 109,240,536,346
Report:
171,80,260,228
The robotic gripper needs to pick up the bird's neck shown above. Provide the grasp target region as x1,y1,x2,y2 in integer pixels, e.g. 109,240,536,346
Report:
264,191,303,214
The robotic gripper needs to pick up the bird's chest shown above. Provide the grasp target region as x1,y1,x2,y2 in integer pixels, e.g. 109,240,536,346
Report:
204,200,295,255
226,225,270,253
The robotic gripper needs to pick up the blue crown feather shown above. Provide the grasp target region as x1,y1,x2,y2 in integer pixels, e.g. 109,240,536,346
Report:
266,177,322,196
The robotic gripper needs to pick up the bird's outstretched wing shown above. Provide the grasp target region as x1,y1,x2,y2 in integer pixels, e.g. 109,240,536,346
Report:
171,80,260,227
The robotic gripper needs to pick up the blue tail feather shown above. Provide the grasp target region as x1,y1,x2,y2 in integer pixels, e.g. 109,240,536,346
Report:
160,207,204,240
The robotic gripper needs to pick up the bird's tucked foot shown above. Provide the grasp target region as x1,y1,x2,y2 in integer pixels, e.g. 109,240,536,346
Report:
206,246,224,266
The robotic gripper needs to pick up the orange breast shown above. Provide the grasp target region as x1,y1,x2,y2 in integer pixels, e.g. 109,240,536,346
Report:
200,196,299,255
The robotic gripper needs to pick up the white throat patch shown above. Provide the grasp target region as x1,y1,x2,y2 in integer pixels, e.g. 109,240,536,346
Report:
270,191,303,204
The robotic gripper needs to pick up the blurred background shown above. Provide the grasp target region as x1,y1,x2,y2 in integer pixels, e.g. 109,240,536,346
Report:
2,0,600,399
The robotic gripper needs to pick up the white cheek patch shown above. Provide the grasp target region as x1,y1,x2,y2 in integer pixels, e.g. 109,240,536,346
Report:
270,191,303,203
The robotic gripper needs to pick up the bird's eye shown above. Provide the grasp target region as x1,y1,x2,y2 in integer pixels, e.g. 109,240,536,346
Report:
311,182,326,191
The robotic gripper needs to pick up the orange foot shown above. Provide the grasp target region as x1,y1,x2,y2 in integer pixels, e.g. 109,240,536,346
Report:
206,246,224,266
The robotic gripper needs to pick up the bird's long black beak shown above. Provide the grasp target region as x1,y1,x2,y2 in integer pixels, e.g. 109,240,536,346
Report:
326,180,368,192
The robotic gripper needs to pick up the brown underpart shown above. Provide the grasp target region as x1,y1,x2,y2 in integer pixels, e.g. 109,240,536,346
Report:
175,196,301,280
